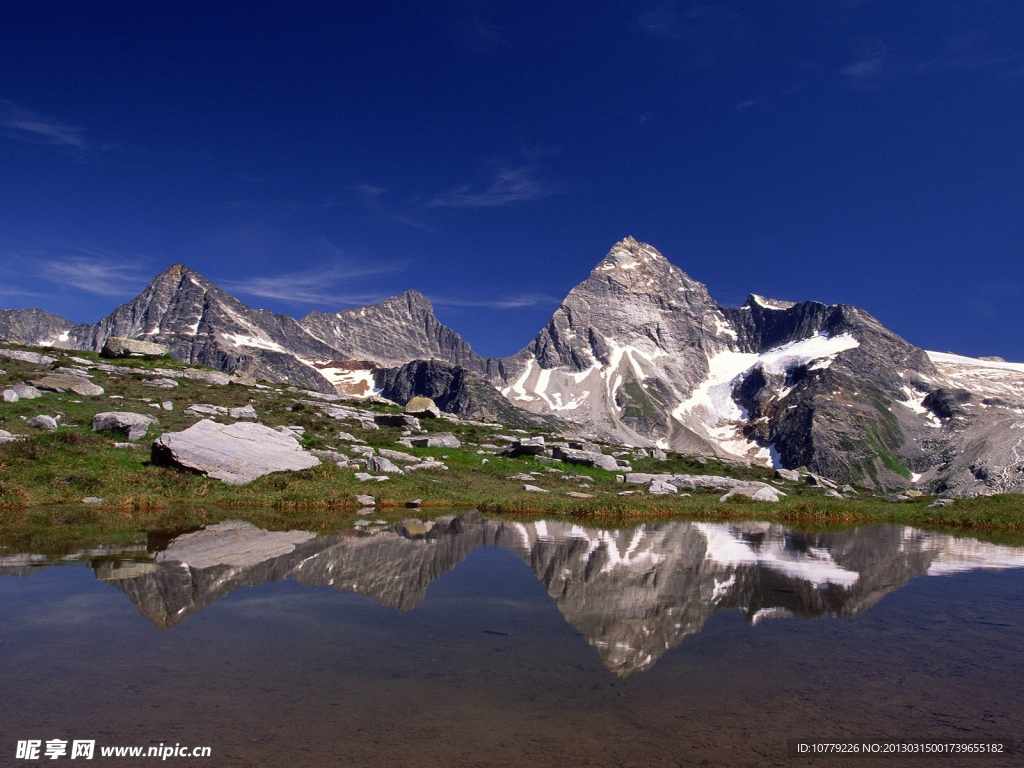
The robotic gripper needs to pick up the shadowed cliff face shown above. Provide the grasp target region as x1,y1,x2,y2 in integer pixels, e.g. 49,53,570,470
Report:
26,516,1018,677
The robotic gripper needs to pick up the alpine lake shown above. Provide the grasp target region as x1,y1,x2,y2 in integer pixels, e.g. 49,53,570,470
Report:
2,511,1022,767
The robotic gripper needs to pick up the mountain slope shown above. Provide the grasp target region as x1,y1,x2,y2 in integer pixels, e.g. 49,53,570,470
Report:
0,308,75,347
1,239,1021,495
494,237,1019,493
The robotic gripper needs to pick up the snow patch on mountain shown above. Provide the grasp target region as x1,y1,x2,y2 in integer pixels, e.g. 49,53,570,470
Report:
927,351,1024,402
672,333,860,461
220,333,289,353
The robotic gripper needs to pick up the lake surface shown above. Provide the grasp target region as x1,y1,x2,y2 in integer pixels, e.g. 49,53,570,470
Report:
1,514,1023,766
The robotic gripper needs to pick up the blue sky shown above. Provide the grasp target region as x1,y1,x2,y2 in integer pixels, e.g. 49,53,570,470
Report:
2,0,1022,359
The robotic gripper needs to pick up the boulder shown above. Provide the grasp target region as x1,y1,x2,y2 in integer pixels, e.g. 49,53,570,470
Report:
404,396,441,418
27,374,104,397
498,436,546,457
0,429,17,442
28,415,58,430
11,383,42,399
92,411,158,441
402,460,448,472
374,413,421,430
378,448,419,463
774,468,801,482
2,389,18,403
551,446,600,465
101,337,171,359
595,455,626,472
229,404,258,420
145,378,179,389
648,480,677,495
334,431,359,442
366,455,402,474
182,369,232,386
151,419,320,485
567,439,604,454
720,485,782,503
186,404,228,416
625,473,673,485
355,494,376,507
805,473,838,489
408,432,461,449
0,349,57,365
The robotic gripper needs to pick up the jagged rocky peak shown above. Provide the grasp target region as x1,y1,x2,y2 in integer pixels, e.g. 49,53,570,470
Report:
587,236,712,298
300,289,486,371
745,293,797,311
0,308,75,347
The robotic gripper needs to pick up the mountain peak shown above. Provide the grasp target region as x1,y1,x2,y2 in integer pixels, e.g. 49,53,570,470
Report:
593,237,667,275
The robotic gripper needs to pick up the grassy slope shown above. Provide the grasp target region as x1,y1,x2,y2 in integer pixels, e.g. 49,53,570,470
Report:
1,343,1022,548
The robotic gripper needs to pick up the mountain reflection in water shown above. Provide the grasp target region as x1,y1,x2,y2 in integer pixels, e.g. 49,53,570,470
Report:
5,514,1024,677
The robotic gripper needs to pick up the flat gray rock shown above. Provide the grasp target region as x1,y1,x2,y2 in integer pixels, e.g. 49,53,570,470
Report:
523,484,550,493
408,432,461,449
151,419,320,485
374,413,421,430
92,411,159,441
0,429,17,442
228,404,258,419
0,349,57,365
27,373,104,397
648,480,678,495
145,378,179,389
102,337,171,359
498,436,545,457
181,369,232,386
378,448,418,463
366,455,402,474
28,415,58,430
186,403,228,416
404,396,441,418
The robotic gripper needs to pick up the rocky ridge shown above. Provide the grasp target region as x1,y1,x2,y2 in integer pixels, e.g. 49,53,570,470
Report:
2,239,1022,496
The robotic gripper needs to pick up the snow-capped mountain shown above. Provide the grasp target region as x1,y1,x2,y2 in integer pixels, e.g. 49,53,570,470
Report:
2,238,1022,495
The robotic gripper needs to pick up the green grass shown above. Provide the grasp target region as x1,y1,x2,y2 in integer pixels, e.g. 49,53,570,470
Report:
2,342,1024,547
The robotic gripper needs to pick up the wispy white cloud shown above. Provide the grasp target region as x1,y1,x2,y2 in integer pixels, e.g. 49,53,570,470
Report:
427,162,566,209
637,2,746,64
841,34,1023,91
0,100,86,149
354,184,438,232
733,97,764,112
36,256,152,296
0,229,152,298
430,292,561,310
218,248,407,306
840,39,892,91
